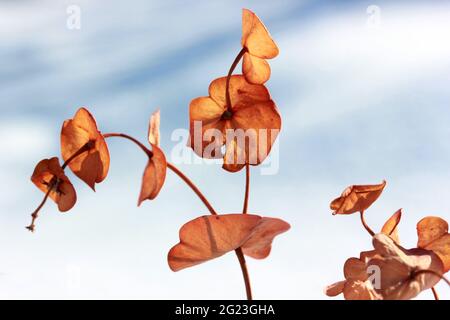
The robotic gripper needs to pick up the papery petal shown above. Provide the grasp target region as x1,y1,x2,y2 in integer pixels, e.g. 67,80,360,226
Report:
222,100,281,172
344,257,368,281
31,157,77,212
343,280,380,300
242,52,271,84
148,109,161,146
209,75,270,110
241,217,290,259
138,144,167,206
168,214,261,271
417,216,450,272
381,209,402,243
330,181,386,215
369,234,444,299
61,107,110,190
325,281,345,297
241,9,279,59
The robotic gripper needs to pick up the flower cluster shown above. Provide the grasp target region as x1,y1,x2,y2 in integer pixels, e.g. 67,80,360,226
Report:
27,9,290,300
326,181,449,300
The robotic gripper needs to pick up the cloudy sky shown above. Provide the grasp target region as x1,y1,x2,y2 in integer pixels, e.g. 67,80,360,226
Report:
0,0,449,299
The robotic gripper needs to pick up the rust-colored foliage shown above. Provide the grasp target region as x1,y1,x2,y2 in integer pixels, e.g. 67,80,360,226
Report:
31,157,76,212
168,214,290,271
369,234,443,300
326,233,444,300
28,9,290,300
417,216,450,272
138,110,167,205
241,9,279,84
330,180,386,215
326,212,402,300
380,209,402,244
325,256,381,300
189,75,281,172
61,107,110,190
327,181,449,300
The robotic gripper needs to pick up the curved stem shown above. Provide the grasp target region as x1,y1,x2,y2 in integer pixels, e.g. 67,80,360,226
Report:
26,186,53,232
225,47,247,112
242,163,250,214
103,133,216,215
167,162,217,215
359,211,375,236
431,287,439,300
61,141,94,170
103,132,253,299
235,247,252,300
103,133,153,157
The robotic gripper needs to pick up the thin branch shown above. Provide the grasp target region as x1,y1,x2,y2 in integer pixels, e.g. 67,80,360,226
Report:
431,287,439,300
235,247,253,300
103,133,153,157
242,163,250,214
167,162,217,215
359,211,375,236
26,183,53,232
225,47,247,113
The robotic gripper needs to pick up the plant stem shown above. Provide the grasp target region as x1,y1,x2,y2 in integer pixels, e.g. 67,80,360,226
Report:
431,287,439,300
225,47,247,112
61,141,94,170
166,162,217,216
103,133,153,157
27,141,94,232
359,211,375,236
242,163,250,214
103,132,253,299
235,247,253,300
224,49,253,300
26,186,53,232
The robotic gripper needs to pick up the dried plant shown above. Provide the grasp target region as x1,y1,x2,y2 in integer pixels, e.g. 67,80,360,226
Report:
27,9,290,300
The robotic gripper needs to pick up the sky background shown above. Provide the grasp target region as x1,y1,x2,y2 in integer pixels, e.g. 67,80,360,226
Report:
1,0,450,299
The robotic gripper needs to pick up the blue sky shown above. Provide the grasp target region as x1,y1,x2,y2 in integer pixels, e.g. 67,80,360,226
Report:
1,0,449,299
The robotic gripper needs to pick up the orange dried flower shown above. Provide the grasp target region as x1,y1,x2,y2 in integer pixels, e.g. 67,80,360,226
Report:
330,180,386,215
31,157,76,212
368,233,444,300
189,75,281,172
138,110,167,205
325,211,402,300
417,216,450,272
241,9,279,84
61,107,110,190
326,233,444,300
168,214,290,271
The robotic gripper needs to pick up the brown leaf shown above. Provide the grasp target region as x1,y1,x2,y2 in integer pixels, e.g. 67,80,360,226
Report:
242,52,271,85
417,216,450,272
61,107,110,190
138,144,167,205
369,233,444,300
343,257,368,281
324,281,345,297
343,280,380,300
241,217,290,259
330,180,386,215
380,209,402,243
148,109,161,146
241,9,279,59
168,214,290,271
189,75,281,172
31,157,76,212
